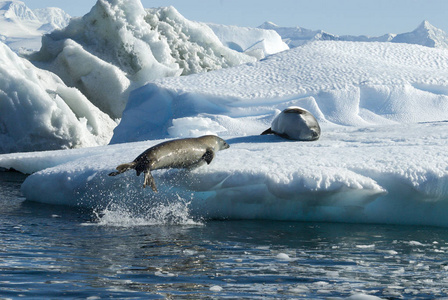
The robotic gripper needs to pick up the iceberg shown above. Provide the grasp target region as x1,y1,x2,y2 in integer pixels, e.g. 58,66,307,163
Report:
1,121,448,227
2,40,448,227
1,0,272,154
30,0,256,119
0,41,116,153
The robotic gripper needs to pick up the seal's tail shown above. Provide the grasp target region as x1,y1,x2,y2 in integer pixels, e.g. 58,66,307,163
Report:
108,162,136,176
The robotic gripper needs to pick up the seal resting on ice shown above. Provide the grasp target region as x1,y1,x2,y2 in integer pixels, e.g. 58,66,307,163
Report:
109,135,230,192
261,106,321,141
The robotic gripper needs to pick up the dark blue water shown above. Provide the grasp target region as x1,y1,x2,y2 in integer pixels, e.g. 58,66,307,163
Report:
1,171,448,299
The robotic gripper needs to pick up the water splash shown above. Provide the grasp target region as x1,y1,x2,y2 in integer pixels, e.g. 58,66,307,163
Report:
83,194,203,227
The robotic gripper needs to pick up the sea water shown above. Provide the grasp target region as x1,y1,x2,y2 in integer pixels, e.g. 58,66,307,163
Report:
1,171,448,299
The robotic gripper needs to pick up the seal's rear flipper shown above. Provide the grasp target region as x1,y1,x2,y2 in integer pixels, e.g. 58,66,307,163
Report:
202,149,215,164
261,128,273,135
108,162,136,176
143,171,158,192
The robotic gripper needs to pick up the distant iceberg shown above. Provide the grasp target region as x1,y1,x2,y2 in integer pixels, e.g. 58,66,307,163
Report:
261,20,448,49
0,0,70,52
392,20,448,48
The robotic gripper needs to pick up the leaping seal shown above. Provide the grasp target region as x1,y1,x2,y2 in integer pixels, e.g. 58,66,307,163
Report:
261,106,321,141
109,135,230,192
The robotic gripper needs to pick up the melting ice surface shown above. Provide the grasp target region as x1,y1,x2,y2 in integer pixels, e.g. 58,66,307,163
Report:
2,40,448,227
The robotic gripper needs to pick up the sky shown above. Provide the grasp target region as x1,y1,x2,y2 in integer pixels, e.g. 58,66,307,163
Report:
22,0,448,36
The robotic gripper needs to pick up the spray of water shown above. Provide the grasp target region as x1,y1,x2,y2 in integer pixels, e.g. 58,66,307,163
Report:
84,193,203,227
78,172,204,227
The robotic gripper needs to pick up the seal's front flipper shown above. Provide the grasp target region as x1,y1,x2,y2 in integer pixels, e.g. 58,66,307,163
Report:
202,149,215,164
143,171,158,192
261,128,273,135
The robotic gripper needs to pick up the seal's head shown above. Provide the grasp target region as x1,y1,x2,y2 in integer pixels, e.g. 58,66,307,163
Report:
197,135,230,151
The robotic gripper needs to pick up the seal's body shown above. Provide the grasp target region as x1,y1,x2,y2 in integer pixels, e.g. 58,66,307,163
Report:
262,106,321,141
109,135,229,192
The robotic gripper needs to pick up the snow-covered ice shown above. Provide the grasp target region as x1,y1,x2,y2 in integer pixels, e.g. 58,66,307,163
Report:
112,41,448,142
2,120,447,227
1,0,283,153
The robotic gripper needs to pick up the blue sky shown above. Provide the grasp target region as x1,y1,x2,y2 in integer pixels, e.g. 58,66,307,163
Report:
22,0,448,36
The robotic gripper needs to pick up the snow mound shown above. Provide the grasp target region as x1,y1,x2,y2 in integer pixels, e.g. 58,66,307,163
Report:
112,41,448,143
30,0,256,119
0,41,116,154
0,0,70,52
208,23,288,59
